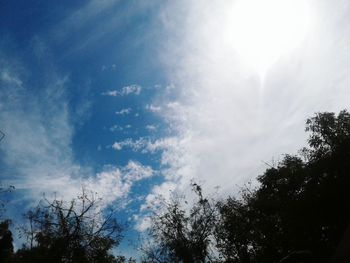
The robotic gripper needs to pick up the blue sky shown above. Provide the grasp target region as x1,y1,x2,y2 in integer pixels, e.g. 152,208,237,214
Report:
0,0,169,256
2,0,350,258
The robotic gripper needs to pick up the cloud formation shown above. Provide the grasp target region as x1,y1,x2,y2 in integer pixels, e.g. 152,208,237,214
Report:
145,104,162,113
102,85,142,97
138,0,350,213
145,125,157,132
85,161,155,206
0,56,152,208
111,137,179,157
115,108,132,115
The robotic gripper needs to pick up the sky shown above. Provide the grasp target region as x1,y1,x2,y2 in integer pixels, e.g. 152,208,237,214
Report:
1,0,350,258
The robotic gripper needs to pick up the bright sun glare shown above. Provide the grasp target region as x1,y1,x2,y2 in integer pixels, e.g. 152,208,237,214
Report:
229,0,312,76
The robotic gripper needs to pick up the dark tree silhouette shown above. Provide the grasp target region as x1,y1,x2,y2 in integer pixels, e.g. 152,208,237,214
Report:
215,110,350,263
0,184,15,219
142,183,218,263
15,189,123,263
115,255,137,263
0,220,14,262
0,184,15,262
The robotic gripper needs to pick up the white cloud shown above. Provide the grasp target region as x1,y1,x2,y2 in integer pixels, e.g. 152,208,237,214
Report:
112,142,123,150
145,125,157,132
85,161,154,205
0,70,23,87
87,168,129,204
110,124,123,132
145,104,162,113
52,0,120,50
134,181,178,232
0,68,84,201
102,85,142,97
111,137,180,156
123,160,154,182
122,84,142,95
0,58,152,210
109,123,131,132
102,90,118,96
135,0,350,216
52,1,161,54
134,216,151,232
111,138,149,152
115,108,131,115
101,64,117,72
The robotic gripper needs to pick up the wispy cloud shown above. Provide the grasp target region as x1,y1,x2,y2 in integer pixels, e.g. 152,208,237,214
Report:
112,138,149,152
52,0,120,51
0,54,152,209
103,90,119,97
111,136,169,154
85,161,155,205
101,64,117,71
135,0,350,218
0,64,82,201
145,104,162,113
110,124,124,132
145,125,157,132
122,85,142,95
112,142,123,150
115,108,132,115
0,70,23,87
51,1,161,55
123,160,154,182
102,84,142,97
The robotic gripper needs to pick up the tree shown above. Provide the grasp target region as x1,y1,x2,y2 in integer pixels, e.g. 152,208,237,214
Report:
0,184,15,262
0,220,14,262
142,183,218,263
0,184,15,219
215,110,350,263
15,189,123,263
215,193,257,263
115,255,137,263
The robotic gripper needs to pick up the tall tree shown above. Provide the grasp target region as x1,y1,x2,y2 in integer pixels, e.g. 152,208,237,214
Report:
143,183,218,263
216,110,350,263
0,220,14,262
15,189,123,263
0,184,15,262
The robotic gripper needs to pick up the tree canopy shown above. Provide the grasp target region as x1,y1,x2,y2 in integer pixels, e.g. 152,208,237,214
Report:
215,110,350,262
14,190,123,263
143,110,350,263
142,183,217,263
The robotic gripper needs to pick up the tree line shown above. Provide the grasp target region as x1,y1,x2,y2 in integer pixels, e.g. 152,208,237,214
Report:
1,110,350,262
